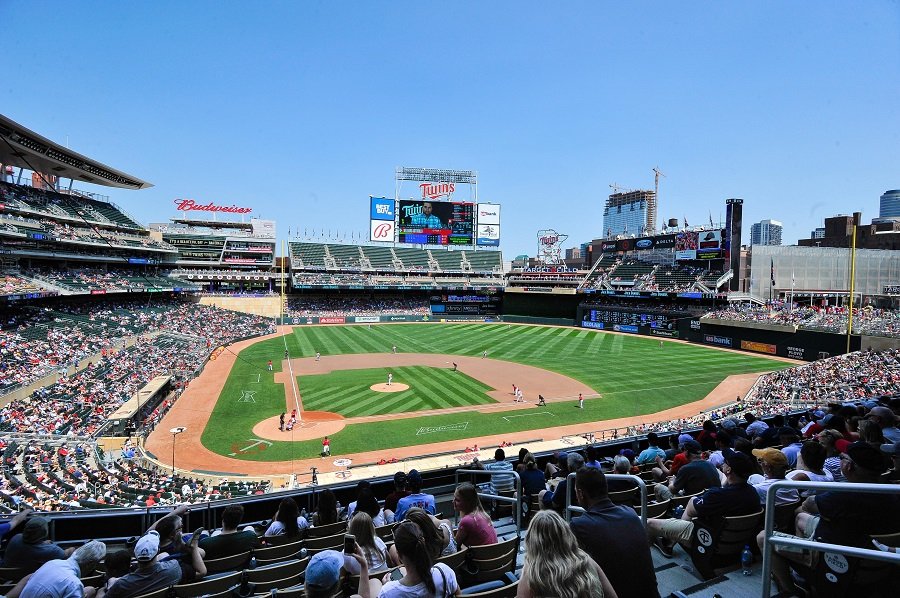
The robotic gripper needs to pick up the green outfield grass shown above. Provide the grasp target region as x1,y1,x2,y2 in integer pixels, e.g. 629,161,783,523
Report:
200,323,793,462
300,366,494,417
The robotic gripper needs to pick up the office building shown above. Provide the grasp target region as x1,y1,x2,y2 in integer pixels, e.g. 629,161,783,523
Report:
880,190,900,219
750,219,783,246
602,190,655,237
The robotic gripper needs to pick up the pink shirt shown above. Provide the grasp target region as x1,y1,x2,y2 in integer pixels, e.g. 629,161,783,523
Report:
456,512,498,547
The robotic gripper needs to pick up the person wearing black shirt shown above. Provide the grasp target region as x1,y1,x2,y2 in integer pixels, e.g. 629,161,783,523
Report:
648,449,759,557
571,467,659,598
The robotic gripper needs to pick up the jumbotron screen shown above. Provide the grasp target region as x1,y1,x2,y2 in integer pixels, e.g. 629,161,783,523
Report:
397,200,475,245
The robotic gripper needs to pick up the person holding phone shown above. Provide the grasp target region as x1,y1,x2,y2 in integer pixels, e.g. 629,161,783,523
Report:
304,546,380,598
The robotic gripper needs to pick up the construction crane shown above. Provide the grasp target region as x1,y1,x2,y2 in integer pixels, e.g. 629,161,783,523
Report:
609,183,634,195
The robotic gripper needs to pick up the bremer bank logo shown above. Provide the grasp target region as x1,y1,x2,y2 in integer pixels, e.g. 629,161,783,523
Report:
174,199,253,214
372,222,394,240
420,182,455,199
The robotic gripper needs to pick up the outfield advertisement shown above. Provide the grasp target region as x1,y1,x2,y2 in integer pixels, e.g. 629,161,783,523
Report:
284,315,431,324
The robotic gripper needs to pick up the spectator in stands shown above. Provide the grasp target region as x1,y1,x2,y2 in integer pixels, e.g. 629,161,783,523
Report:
105,531,196,598
304,549,376,598
378,520,458,598
653,440,720,501
344,512,394,574
881,440,900,482
733,437,764,478
541,452,585,513
544,451,569,480
779,428,804,468
0,509,30,539
393,470,435,520
312,490,339,527
383,472,409,514
571,467,658,598
818,429,847,482
749,448,799,505
785,441,834,494
518,453,547,499
520,510,616,598
400,507,456,560
647,449,759,558
20,540,106,598
353,487,390,527
485,448,515,498
635,432,666,465
584,445,603,469
2,516,68,573
606,456,639,493
152,514,206,571
453,482,497,548
199,504,260,558
706,430,732,470
761,441,900,594
744,413,769,438
652,433,693,482
867,406,900,443
696,420,718,451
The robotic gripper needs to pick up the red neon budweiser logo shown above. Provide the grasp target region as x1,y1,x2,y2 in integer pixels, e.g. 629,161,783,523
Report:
174,199,252,214
420,182,455,199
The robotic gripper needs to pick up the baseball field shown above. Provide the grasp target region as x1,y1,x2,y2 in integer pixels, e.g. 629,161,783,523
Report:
195,323,791,462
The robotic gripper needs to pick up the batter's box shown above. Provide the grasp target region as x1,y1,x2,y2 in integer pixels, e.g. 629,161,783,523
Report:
416,422,469,436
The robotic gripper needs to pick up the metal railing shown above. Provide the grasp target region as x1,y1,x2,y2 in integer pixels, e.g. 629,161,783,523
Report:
563,472,649,527
760,480,900,598
454,468,522,537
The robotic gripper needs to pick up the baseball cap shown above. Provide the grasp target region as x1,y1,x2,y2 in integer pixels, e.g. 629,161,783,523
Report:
406,469,422,485
868,406,896,423
677,433,694,446
683,440,702,454
834,439,851,454
722,449,754,479
820,414,834,425
812,410,826,419
846,441,887,473
880,441,900,456
305,549,343,590
556,451,569,461
618,448,635,459
752,448,788,468
719,419,737,431
22,517,49,544
134,531,160,562
393,471,407,486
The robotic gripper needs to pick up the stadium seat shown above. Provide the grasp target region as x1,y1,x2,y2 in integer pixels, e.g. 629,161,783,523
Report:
244,558,308,593
253,540,306,566
607,487,639,506
460,576,519,597
435,546,469,571
457,538,518,586
771,499,801,534
639,499,671,520
303,532,345,554
204,550,253,574
686,510,764,580
306,520,347,538
132,587,175,598
174,571,243,598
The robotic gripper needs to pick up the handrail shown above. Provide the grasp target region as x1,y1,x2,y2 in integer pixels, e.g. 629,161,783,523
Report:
563,472,648,527
760,480,900,598
454,468,522,538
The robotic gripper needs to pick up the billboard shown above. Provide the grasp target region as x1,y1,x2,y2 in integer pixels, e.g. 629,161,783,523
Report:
675,231,698,260
397,199,474,245
476,203,501,246
696,230,723,259
370,219,395,242
477,203,500,224
370,197,395,221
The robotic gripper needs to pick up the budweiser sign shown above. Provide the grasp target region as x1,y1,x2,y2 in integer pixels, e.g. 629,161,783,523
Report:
420,182,455,199
174,199,252,214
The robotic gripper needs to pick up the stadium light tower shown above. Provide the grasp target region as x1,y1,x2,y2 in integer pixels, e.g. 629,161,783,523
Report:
169,426,186,476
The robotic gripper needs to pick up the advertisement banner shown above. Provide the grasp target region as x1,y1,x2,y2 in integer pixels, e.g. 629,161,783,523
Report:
353,316,380,323
651,329,679,338
319,317,346,324
613,324,639,333
370,197,395,221
617,234,676,252
476,224,500,246
581,320,605,330
477,203,501,225
675,232,698,260
696,230,723,259
704,334,732,347
370,219,395,242
740,340,777,354
601,241,618,252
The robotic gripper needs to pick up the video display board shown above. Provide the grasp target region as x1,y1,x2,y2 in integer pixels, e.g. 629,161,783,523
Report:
398,199,474,245
675,230,724,260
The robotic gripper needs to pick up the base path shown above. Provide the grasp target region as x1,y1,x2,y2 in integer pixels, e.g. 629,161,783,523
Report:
146,325,788,481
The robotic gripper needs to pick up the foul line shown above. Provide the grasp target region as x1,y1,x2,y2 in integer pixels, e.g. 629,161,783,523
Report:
280,326,302,420
502,411,556,422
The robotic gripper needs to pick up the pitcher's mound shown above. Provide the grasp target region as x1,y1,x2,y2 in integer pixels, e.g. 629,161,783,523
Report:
252,410,346,441
370,383,409,393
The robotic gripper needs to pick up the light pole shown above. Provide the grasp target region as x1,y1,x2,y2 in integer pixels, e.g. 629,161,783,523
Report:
169,426,186,477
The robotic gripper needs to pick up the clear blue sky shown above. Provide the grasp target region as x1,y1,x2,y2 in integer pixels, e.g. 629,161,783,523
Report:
3,1,899,258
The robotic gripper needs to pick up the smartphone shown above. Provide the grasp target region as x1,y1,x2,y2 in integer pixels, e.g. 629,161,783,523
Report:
343,534,356,554
390,568,404,581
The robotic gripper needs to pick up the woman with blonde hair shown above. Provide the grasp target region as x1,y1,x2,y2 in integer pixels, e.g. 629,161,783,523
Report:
517,510,616,598
344,511,395,574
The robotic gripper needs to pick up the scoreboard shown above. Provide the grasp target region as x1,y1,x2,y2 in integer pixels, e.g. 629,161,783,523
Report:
398,200,475,246
582,306,685,333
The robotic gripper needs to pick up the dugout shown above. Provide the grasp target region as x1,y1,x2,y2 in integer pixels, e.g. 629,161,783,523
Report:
106,376,174,436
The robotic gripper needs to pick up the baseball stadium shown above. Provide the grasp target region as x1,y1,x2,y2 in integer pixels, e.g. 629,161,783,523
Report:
1,115,900,597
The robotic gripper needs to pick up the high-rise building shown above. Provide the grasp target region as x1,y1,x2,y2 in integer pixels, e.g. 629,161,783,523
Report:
810,227,825,239
880,190,900,219
602,190,655,237
750,219,783,246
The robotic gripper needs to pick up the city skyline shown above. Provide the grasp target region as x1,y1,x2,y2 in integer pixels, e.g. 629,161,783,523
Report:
2,2,898,258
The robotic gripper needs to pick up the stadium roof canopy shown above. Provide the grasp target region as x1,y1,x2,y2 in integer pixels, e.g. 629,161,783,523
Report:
0,114,152,190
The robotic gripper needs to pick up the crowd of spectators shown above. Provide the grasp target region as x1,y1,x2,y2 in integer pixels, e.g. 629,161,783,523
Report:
704,301,900,338
0,273,48,297
286,295,431,317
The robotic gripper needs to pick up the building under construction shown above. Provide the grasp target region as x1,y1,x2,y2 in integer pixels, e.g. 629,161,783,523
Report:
602,189,657,237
